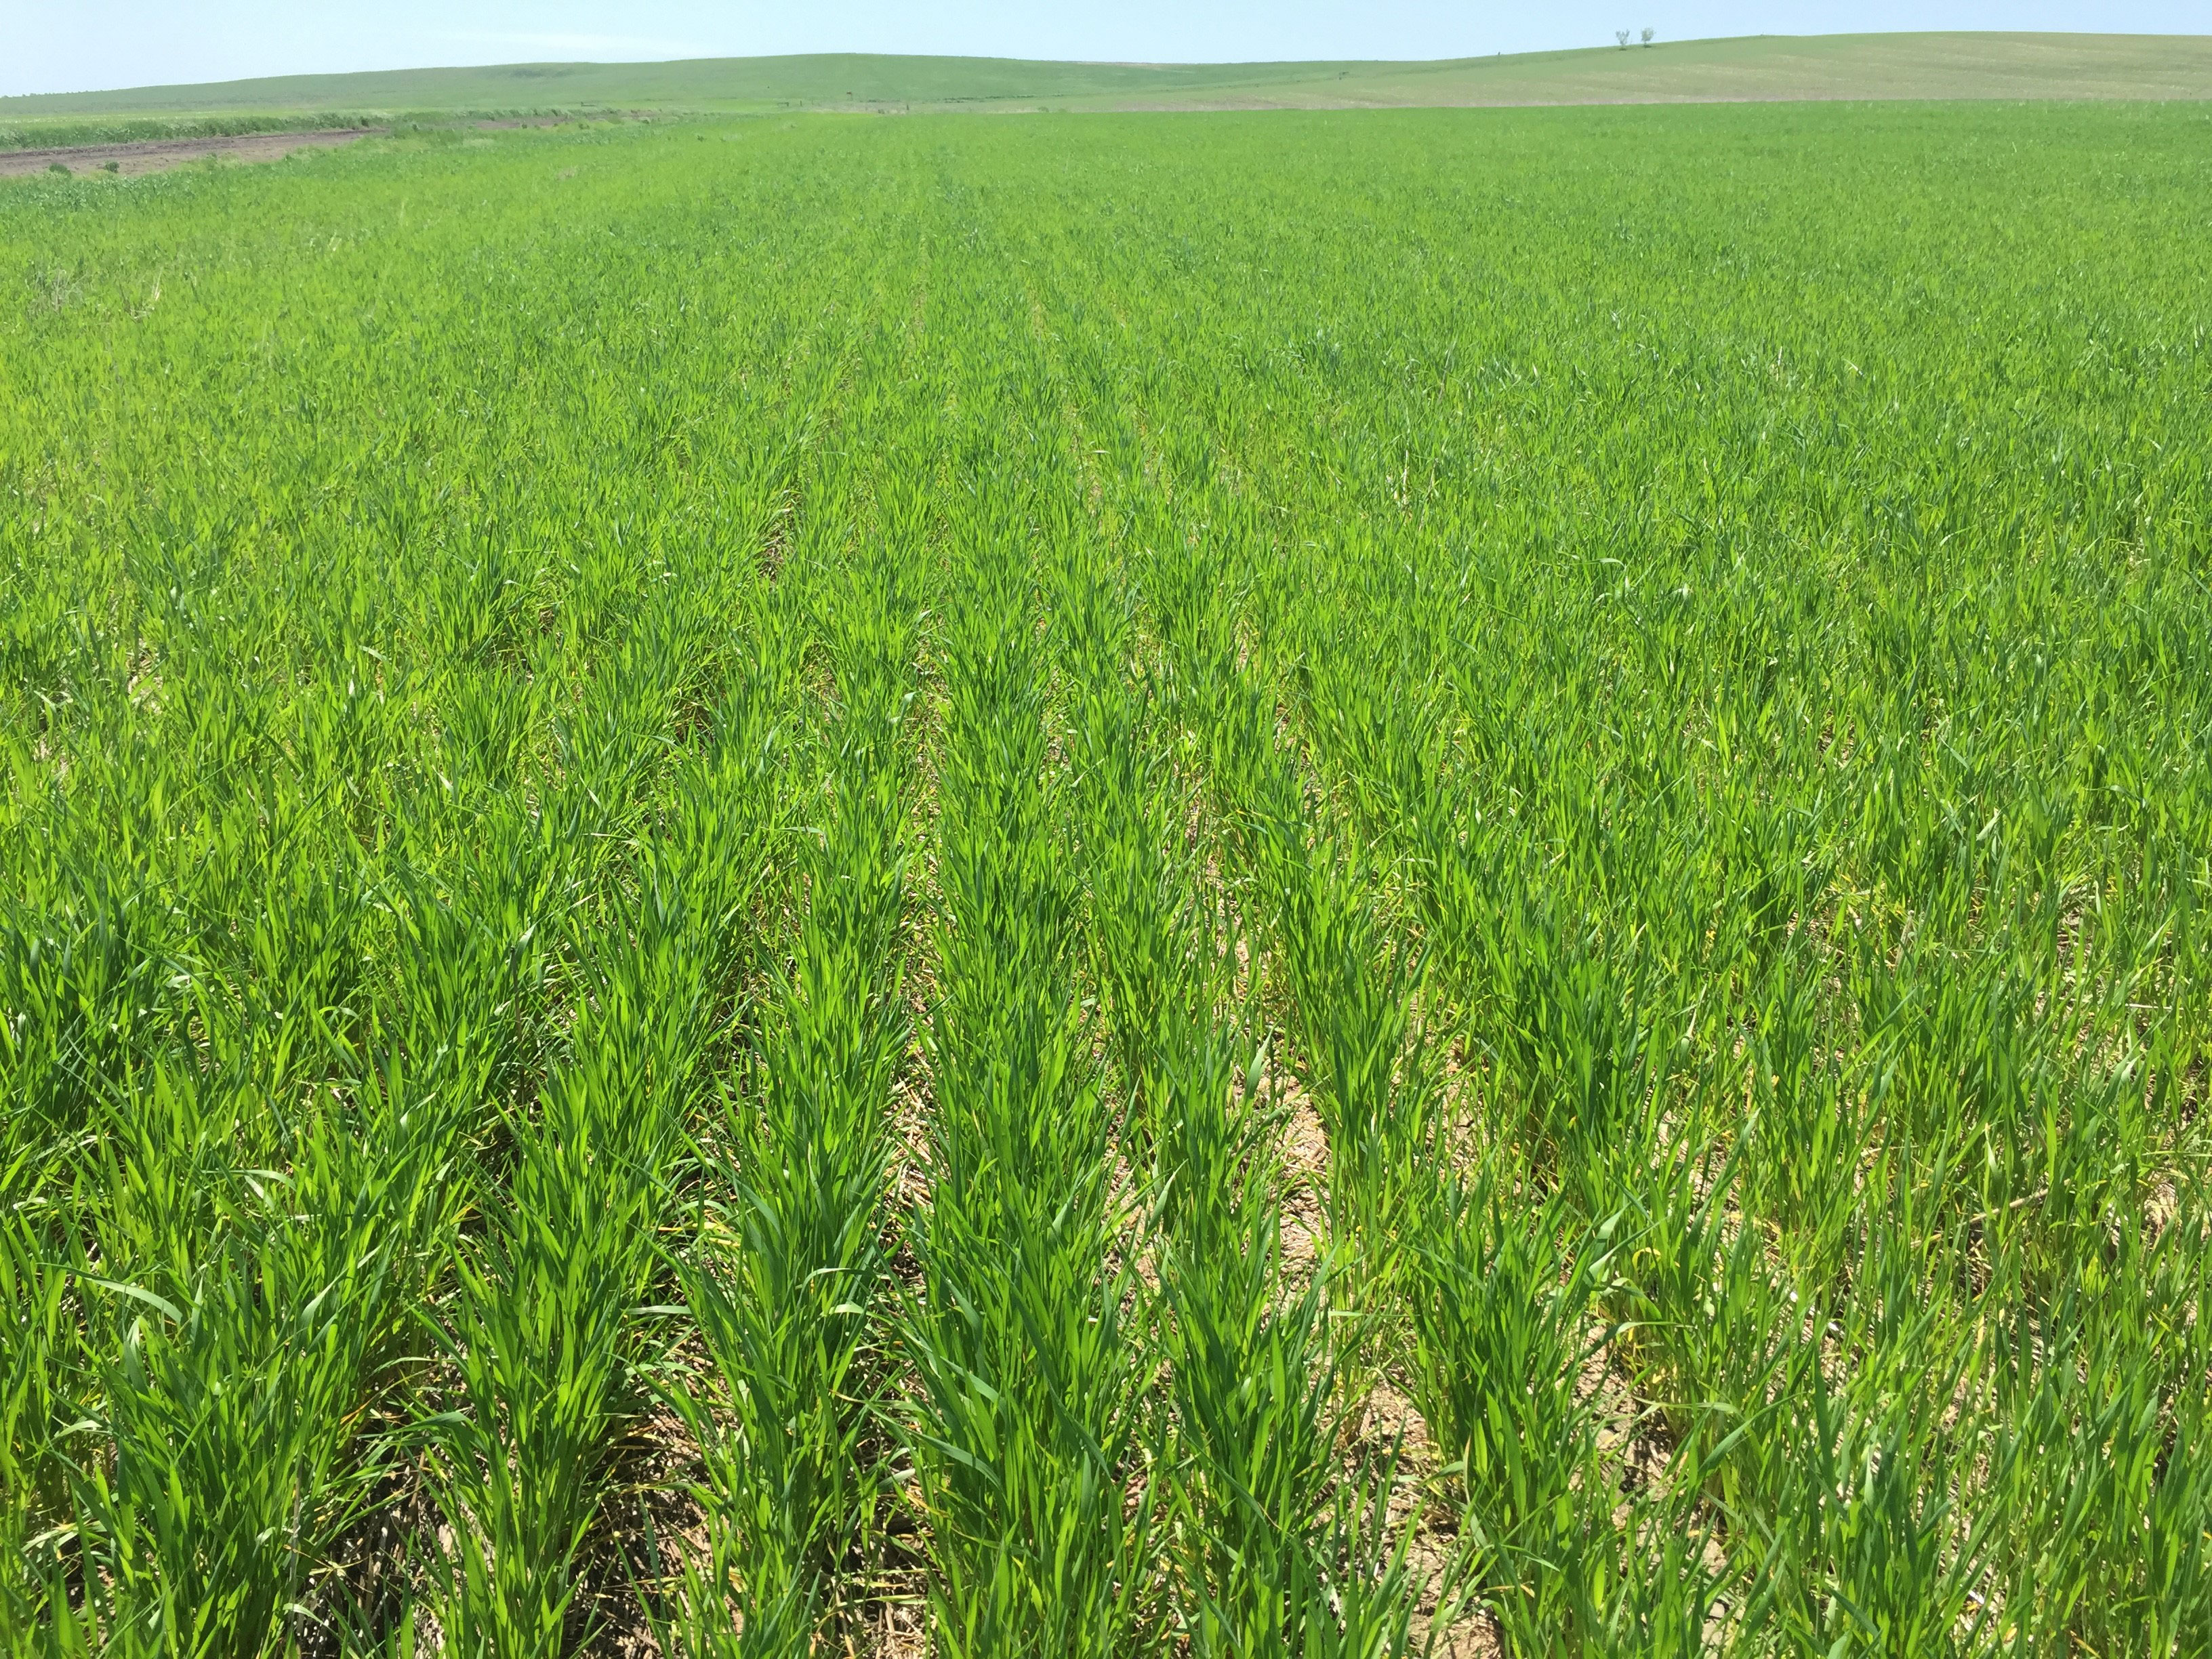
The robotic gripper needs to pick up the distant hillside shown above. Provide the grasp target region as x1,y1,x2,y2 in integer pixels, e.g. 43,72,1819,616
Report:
5,33,2209,124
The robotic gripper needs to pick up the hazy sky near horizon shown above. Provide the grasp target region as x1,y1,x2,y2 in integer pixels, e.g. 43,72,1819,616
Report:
5,1,2206,100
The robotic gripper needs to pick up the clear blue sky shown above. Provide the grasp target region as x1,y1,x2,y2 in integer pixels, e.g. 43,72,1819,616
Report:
5,1,2206,99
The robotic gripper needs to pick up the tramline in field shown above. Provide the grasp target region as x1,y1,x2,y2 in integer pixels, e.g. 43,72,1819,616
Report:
2,99,2209,1655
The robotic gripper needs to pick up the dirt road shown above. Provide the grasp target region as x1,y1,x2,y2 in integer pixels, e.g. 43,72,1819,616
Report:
0,127,383,180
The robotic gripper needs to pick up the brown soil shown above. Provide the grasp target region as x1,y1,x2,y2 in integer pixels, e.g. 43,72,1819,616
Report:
0,127,382,180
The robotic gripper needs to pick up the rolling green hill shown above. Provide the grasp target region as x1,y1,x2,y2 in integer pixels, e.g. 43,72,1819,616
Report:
5,31,2209,127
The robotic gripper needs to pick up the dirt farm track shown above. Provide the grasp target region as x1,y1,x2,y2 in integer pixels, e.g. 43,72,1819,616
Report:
0,127,381,178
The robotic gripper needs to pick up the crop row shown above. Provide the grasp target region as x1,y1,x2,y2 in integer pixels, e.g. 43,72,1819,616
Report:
3,102,2209,1654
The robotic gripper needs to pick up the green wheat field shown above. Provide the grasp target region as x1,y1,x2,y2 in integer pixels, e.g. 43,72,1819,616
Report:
3,99,2210,1656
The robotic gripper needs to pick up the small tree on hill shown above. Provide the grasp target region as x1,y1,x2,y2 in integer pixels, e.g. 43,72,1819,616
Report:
1616,30,1631,47
1642,27,1656,45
